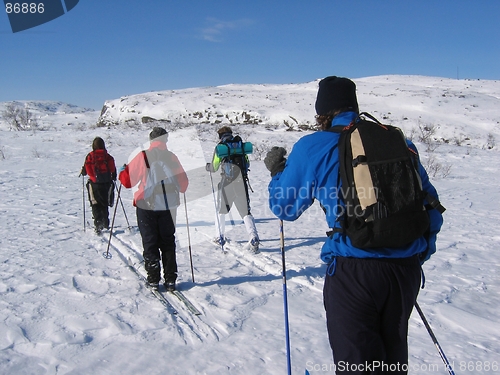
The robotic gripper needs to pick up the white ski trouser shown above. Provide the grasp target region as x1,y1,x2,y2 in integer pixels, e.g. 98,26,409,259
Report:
216,214,258,242
243,214,259,242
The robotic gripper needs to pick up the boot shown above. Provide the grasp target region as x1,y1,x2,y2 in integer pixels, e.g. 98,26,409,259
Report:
243,215,259,253
144,259,161,285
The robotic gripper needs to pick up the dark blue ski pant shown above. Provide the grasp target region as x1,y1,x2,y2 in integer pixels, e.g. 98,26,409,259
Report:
136,207,177,284
323,255,421,375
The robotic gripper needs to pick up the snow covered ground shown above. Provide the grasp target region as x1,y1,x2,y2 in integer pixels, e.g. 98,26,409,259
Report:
0,75,499,374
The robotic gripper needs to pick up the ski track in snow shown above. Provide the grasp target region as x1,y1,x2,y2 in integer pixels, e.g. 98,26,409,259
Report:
1,77,500,374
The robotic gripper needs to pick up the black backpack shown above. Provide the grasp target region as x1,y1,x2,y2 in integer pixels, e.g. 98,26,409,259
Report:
330,113,445,249
219,135,250,181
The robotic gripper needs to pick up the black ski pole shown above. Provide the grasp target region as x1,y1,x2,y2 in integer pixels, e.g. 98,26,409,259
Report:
116,183,131,230
183,193,195,283
82,174,86,232
415,302,456,375
280,220,292,375
104,184,122,259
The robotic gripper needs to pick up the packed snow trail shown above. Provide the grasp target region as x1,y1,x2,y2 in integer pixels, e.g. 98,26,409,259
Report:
2,78,500,373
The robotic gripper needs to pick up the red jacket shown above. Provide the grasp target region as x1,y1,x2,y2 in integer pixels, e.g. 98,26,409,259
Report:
84,149,116,183
119,141,189,206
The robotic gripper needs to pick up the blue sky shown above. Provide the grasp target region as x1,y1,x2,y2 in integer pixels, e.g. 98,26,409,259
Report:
1,0,499,110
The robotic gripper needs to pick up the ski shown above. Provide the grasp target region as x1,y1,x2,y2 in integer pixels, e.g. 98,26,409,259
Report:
193,229,229,254
124,256,200,316
124,257,178,314
214,236,258,254
210,235,231,254
170,289,201,316
148,284,179,314
242,238,260,254
207,233,242,253
213,238,230,254
106,233,200,317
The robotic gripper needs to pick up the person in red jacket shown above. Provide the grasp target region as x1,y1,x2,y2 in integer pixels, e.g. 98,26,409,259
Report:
81,137,117,234
119,127,189,291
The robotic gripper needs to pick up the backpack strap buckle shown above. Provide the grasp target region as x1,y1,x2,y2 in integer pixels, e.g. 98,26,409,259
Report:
425,193,446,214
326,227,343,238
352,155,367,167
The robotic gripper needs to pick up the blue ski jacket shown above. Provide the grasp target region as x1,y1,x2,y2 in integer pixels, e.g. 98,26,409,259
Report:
268,112,443,265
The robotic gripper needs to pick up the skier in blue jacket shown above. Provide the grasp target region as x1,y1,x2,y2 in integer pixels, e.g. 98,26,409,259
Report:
264,76,443,374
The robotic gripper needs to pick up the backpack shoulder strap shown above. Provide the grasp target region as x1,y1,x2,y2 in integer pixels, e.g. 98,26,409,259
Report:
102,150,109,168
142,148,176,173
327,125,346,133
359,112,382,124
142,150,150,169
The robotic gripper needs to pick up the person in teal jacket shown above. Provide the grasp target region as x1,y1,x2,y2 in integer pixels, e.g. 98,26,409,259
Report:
264,76,444,374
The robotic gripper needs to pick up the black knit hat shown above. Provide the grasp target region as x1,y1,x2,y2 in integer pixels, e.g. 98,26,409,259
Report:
315,76,359,115
92,137,105,151
149,127,168,141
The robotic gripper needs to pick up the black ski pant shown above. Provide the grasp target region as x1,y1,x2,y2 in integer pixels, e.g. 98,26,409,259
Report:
323,255,421,375
87,181,112,230
91,204,109,231
136,207,177,284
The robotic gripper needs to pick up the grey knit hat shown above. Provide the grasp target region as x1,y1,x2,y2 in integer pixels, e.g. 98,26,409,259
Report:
149,127,168,141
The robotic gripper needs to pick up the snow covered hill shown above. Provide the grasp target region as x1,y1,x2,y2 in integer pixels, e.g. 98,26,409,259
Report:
0,75,499,375
96,75,500,150
2,75,499,150
0,100,98,131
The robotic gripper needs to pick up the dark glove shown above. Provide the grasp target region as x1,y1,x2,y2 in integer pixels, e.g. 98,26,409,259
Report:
264,147,287,176
205,162,214,172
79,166,86,177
